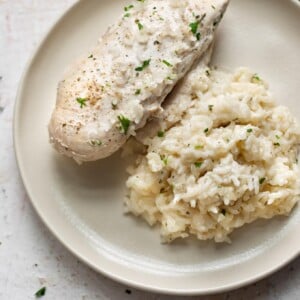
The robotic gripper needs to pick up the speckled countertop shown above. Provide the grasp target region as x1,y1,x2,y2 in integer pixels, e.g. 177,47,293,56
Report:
0,1,299,299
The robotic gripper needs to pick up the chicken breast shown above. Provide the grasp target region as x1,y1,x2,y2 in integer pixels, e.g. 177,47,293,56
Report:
49,0,229,163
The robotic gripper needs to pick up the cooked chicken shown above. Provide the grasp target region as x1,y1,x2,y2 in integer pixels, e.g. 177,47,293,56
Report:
49,0,229,163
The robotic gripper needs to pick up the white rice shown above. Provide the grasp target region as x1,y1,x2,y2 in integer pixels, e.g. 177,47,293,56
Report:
123,67,300,243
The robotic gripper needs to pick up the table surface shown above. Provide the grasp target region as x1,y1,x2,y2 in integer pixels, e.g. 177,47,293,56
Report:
0,1,299,299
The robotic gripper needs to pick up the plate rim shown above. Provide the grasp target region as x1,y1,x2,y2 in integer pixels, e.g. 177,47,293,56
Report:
13,0,300,295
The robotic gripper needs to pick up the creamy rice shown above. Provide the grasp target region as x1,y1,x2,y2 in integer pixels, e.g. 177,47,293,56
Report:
124,67,300,243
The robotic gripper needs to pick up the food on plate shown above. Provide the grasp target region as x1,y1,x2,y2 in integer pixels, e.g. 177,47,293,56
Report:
48,0,229,163
124,67,300,243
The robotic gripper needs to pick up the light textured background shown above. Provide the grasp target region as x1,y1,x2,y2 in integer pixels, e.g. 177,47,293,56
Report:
0,1,299,299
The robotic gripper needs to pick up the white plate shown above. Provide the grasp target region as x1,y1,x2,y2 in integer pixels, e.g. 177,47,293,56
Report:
14,0,300,295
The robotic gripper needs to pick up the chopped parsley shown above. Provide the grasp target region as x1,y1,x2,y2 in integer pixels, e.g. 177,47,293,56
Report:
204,128,209,133
88,54,93,58
205,69,211,76
259,177,266,184
76,97,87,108
189,21,199,35
137,0,145,2
118,115,131,134
208,104,214,112
275,135,280,139
247,128,253,133
89,139,102,146
124,13,131,17
189,21,201,40
194,162,203,168
160,154,168,166
251,74,261,82
135,59,151,71
194,145,204,150
135,89,141,95
124,4,134,11
35,287,46,298
162,60,173,67
211,5,216,9
273,142,280,147
157,130,165,138
135,19,143,30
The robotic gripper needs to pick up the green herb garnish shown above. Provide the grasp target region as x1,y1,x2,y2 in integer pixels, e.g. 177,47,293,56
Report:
124,4,134,11
208,104,214,112
251,74,261,82
76,97,87,108
189,21,199,35
135,59,151,71
124,13,131,17
135,19,143,30
259,178,266,184
135,89,141,95
247,128,253,133
189,21,201,40
35,287,46,298
204,128,209,133
162,60,173,67
194,162,203,168
157,131,165,138
275,135,280,139
88,54,93,58
118,115,131,134
160,154,168,166
273,142,280,147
